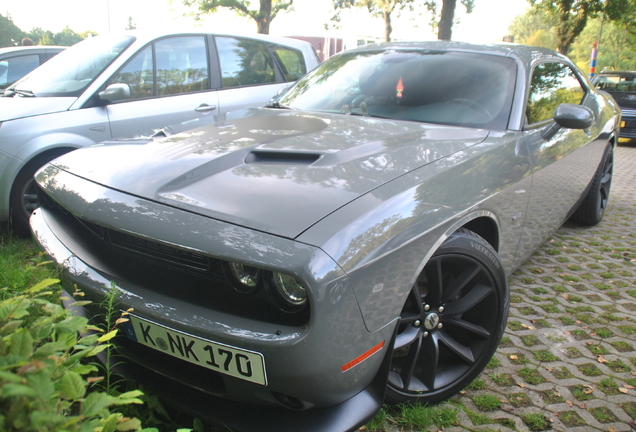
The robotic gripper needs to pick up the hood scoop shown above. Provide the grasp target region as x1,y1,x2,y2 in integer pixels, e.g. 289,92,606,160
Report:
245,151,322,165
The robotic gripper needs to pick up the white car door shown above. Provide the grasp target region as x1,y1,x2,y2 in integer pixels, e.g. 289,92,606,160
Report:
106,35,219,139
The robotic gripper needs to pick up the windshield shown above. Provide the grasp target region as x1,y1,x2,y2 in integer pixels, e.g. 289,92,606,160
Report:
8,34,134,97
594,74,636,93
278,49,517,130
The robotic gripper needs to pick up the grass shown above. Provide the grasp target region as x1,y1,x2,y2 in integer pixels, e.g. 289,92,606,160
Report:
472,394,501,411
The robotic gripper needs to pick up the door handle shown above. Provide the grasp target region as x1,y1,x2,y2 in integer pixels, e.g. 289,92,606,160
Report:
195,104,217,112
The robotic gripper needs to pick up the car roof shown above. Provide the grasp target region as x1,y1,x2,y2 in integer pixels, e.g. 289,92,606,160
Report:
0,45,66,55
342,40,568,63
116,29,314,50
596,71,636,76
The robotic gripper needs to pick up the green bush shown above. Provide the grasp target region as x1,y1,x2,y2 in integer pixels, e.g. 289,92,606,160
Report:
0,278,149,432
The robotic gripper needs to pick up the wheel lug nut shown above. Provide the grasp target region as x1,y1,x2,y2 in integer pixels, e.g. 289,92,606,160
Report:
423,331,429,338
437,323,443,329
438,306,445,313
424,304,430,311
413,320,421,327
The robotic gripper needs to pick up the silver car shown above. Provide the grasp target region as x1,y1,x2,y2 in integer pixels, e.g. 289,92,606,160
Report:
0,30,319,235
0,45,65,90
32,41,618,432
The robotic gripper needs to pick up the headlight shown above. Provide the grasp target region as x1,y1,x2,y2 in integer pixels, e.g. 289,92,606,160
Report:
269,272,307,312
223,261,309,313
226,262,261,293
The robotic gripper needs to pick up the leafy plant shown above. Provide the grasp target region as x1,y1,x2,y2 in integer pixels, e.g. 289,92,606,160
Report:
0,278,148,432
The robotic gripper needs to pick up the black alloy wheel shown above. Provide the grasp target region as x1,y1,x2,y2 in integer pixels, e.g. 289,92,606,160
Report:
571,143,614,226
386,229,508,404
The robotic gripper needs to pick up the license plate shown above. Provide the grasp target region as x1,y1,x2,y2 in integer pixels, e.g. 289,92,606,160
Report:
122,314,267,385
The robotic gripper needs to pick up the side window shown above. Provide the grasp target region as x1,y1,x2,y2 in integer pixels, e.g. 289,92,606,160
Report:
107,36,209,100
526,62,585,125
108,45,154,100
0,54,40,89
155,37,209,96
216,37,275,87
268,44,306,82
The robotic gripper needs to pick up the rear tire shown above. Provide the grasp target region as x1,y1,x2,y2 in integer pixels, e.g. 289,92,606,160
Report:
570,143,613,226
385,228,508,405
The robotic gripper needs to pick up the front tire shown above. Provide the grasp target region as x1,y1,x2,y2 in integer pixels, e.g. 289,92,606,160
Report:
10,151,70,237
386,228,508,405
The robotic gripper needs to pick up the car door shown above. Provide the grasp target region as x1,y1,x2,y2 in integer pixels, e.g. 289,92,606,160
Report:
106,35,219,139
214,36,290,116
515,61,605,266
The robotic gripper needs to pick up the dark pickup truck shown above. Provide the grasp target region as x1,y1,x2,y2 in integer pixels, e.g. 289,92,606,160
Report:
592,71,636,139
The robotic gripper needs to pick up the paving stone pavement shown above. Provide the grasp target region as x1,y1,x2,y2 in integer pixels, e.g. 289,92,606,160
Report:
377,142,636,432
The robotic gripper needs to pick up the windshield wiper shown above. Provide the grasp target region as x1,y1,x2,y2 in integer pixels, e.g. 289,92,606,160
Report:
267,100,292,109
3,89,36,97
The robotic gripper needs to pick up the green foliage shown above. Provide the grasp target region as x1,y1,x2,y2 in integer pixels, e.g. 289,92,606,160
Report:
0,14,25,48
569,18,636,72
53,26,83,47
527,0,631,54
0,279,148,432
182,0,294,34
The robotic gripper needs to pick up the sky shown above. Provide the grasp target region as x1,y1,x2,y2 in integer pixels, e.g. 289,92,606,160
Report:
1,0,530,45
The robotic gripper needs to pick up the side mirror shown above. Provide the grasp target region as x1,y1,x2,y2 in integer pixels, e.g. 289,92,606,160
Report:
542,103,594,140
553,103,594,129
99,83,131,102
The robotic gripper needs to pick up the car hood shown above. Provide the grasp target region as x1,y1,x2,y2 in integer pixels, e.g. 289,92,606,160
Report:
50,108,489,238
0,97,76,121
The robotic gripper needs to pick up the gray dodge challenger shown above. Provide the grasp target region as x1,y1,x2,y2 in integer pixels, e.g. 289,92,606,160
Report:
31,41,618,432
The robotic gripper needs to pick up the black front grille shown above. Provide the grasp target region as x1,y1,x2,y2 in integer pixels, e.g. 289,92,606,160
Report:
38,188,309,326
109,229,211,272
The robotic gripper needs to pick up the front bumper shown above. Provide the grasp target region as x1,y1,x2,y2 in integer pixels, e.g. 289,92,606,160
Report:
64,291,392,432
31,197,392,431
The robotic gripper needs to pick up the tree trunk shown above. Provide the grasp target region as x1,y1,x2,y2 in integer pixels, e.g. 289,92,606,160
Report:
555,1,589,55
384,10,392,42
256,17,270,34
438,0,456,41
255,0,272,34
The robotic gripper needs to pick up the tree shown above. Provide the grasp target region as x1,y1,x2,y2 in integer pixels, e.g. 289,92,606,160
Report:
437,0,473,40
569,18,636,72
528,0,630,55
182,0,294,34
54,26,83,46
0,13,25,47
508,7,557,49
421,0,474,41
330,0,417,42
126,17,137,30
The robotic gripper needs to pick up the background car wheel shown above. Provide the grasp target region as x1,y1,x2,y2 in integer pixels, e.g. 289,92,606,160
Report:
570,143,614,226
10,151,69,237
385,228,508,405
